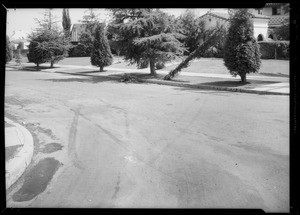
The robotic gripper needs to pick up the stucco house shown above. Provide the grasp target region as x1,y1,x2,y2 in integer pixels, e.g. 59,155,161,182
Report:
70,23,88,45
198,10,270,41
251,3,289,40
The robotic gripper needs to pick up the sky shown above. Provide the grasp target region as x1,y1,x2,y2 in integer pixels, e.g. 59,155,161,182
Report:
6,8,228,38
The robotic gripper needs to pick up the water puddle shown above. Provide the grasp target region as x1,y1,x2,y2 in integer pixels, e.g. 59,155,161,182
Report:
12,157,62,202
41,142,63,154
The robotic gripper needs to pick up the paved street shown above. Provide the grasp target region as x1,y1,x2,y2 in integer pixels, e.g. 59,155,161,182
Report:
5,70,289,211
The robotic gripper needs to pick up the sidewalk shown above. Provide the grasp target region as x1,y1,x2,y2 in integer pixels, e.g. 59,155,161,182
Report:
6,62,289,95
5,117,34,189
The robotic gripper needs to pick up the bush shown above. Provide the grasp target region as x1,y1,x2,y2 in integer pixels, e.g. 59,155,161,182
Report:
155,61,165,70
137,59,149,69
6,36,13,63
68,44,89,57
258,41,289,59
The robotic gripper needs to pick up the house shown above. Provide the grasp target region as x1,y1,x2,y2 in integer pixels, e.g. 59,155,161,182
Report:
9,30,30,57
70,23,89,45
199,10,270,41
252,3,289,40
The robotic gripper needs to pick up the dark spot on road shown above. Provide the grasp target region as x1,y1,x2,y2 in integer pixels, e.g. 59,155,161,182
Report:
5,145,23,162
12,157,62,202
41,142,63,154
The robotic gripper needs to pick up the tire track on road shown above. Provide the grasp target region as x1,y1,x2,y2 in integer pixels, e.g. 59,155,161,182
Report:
68,106,85,170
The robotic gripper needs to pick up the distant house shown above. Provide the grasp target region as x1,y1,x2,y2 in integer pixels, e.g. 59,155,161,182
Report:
70,23,88,45
252,3,289,40
199,10,270,41
9,30,30,57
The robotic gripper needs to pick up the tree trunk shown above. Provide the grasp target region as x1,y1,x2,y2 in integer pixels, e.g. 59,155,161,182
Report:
240,73,247,83
50,61,54,68
100,66,104,72
149,59,156,76
37,63,39,68
164,27,223,80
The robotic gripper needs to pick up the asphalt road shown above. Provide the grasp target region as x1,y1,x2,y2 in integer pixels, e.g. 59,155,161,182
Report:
5,70,289,211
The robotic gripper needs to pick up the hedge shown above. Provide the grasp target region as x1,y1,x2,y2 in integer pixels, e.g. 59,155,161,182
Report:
258,41,289,60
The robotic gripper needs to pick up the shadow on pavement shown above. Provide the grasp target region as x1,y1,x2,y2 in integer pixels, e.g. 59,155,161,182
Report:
197,80,279,88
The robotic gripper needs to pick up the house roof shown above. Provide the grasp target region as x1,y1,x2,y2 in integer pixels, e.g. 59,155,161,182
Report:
269,15,289,26
199,11,270,21
71,23,88,42
265,3,286,7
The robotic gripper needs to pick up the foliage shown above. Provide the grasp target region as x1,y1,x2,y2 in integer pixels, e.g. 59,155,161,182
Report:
62,9,72,38
202,25,227,58
176,9,206,54
78,32,94,56
90,24,113,71
108,9,186,75
258,41,289,59
120,73,138,83
274,23,290,41
223,9,261,82
28,30,70,67
15,49,22,65
164,27,224,80
28,9,71,67
6,35,13,63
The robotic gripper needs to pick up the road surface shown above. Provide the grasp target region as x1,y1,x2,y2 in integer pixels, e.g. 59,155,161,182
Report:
5,69,289,212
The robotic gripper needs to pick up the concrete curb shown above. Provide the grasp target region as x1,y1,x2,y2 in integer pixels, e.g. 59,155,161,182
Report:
5,117,34,189
56,71,289,96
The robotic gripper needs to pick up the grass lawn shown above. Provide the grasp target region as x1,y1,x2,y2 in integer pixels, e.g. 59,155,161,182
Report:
164,58,289,77
13,55,289,77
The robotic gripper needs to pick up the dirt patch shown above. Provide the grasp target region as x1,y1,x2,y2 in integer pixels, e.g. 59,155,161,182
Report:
12,157,62,202
41,142,63,154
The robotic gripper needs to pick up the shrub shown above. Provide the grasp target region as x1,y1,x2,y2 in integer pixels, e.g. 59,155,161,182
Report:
68,44,89,57
6,36,13,63
155,61,165,70
137,59,149,69
258,41,289,59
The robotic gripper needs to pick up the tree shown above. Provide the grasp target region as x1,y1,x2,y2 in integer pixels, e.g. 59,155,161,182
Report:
223,9,261,83
62,9,72,38
91,24,113,72
176,9,206,54
6,35,13,63
108,9,186,75
164,26,224,80
28,9,70,68
15,49,22,66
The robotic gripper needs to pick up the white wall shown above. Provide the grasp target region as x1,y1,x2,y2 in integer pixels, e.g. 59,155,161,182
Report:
253,18,269,40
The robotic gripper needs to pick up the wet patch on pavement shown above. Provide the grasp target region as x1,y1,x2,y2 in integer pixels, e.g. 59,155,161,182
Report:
5,145,23,162
40,142,63,154
12,157,62,202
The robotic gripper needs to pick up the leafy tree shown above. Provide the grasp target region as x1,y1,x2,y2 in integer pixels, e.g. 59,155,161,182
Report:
274,16,289,41
108,9,186,75
62,8,72,38
176,9,206,54
6,35,13,63
91,24,113,72
78,32,94,56
28,9,70,67
223,9,261,83
15,49,22,65
164,26,224,80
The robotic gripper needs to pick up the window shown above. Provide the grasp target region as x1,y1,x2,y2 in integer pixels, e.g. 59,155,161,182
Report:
272,6,281,15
